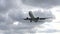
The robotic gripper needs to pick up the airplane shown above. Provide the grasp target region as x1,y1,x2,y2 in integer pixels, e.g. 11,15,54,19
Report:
24,11,52,22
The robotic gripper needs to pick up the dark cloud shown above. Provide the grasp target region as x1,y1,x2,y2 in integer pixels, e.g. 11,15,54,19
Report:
22,0,60,8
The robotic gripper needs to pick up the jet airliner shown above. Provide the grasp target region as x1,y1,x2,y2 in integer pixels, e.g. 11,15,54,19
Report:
24,11,52,22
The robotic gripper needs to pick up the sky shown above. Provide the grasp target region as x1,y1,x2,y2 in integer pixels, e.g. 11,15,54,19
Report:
0,0,60,34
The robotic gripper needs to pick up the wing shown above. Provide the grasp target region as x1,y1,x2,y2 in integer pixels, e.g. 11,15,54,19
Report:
24,17,31,20
36,17,49,20
39,18,48,20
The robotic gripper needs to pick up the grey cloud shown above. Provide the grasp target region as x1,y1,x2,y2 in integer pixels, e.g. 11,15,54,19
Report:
8,9,26,21
0,14,13,30
0,15,6,22
22,0,60,8
38,29,60,33
0,0,56,34
0,0,17,13
33,10,54,18
29,29,60,33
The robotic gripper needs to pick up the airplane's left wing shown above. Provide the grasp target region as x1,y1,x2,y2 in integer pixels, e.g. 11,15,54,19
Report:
24,17,31,20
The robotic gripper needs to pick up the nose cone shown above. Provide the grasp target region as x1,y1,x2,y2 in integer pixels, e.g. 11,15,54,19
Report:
29,11,34,18
29,11,32,14
29,11,32,15
29,11,32,13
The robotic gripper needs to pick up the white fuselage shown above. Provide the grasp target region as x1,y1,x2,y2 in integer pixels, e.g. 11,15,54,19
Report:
29,11,36,21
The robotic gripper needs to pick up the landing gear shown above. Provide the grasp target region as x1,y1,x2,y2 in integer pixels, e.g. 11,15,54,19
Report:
35,20,38,22
30,20,32,22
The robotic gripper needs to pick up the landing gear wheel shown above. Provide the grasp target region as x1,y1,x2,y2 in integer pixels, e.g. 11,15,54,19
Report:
30,20,32,22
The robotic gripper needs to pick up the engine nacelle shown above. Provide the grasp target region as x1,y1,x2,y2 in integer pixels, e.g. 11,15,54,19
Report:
26,17,28,19
37,17,39,19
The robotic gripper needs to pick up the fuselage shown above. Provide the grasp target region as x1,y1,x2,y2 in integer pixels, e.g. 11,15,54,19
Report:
29,11,35,19
29,11,38,22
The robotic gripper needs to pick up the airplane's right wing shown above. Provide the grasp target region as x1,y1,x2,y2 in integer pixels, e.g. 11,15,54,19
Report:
36,17,49,20
39,17,52,20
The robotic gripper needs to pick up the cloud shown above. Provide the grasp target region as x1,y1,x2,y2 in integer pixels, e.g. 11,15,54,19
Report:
0,0,56,34
22,0,60,8
39,29,60,33
0,0,17,13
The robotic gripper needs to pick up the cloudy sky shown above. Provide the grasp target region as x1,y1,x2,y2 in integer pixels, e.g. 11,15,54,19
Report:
0,0,60,34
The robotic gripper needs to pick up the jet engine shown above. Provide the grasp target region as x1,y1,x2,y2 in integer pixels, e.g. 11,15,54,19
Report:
37,17,39,19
